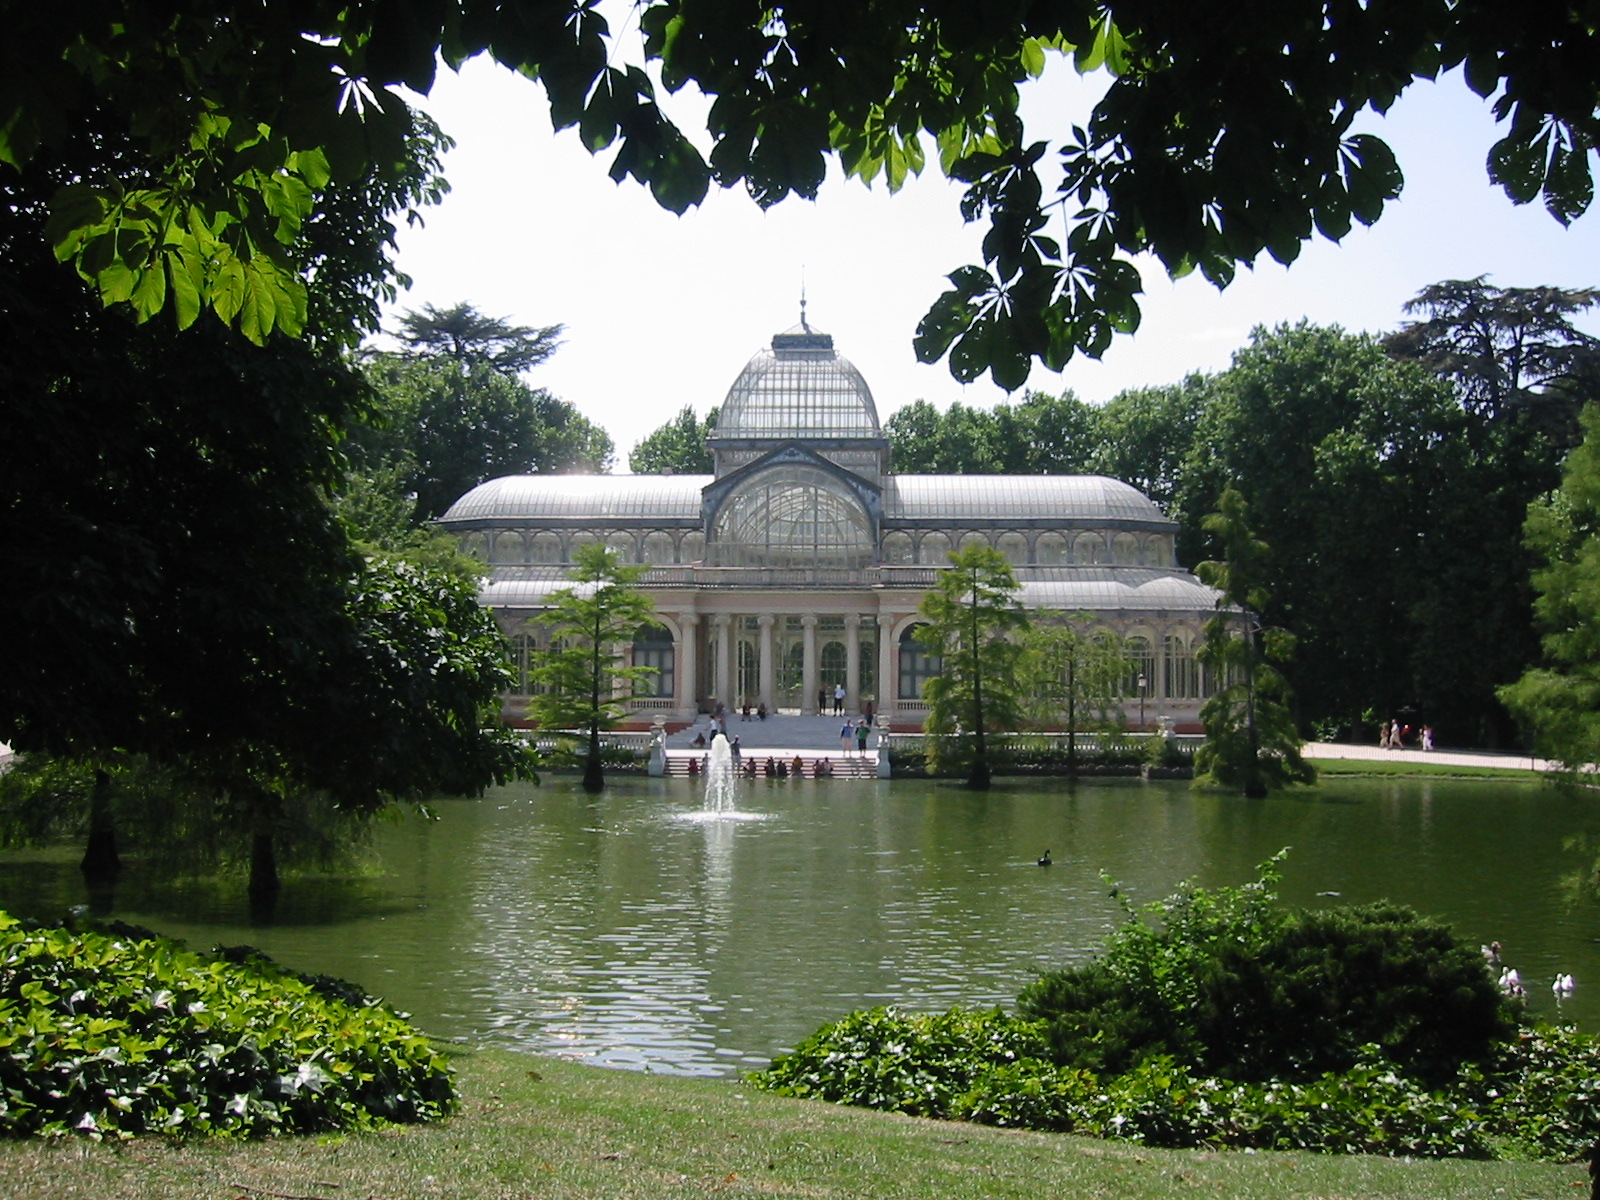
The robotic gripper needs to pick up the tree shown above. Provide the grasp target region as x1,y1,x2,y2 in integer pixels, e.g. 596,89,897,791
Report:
1499,405,1600,779
1171,322,1529,744
356,354,613,521
1090,376,1211,516
395,301,565,376
629,405,719,474
1192,488,1314,796
1382,278,1600,431
1019,617,1131,778
10,5,1596,382
886,392,1096,474
915,544,1029,789
527,545,661,793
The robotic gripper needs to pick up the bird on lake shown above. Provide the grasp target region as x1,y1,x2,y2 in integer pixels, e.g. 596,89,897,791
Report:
1482,941,1503,967
1554,973,1576,996
1037,850,1052,867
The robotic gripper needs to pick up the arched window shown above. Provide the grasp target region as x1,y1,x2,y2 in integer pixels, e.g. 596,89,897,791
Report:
567,532,599,562
530,532,562,563
606,531,637,563
996,532,1029,565
1142,535,1170,567
709,465,874,568
632,626,675,698
1164,634,1199,699
462,532,489,562
917,532,952,564
820,640,847,692
898,625,941,700
1035,532,1068,564
508,632,534,695
1125,635,1155,698
641,531,676,564
1113,533,1139,565
736,638,759,705
680,531,706,562
957,531,989,554
882,531,913,565
1073,532,1104,564
491,530,526,564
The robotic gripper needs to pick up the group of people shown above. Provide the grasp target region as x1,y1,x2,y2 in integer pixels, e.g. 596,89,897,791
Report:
1379,720,1435,751
685,752,839,779
839,718,872,755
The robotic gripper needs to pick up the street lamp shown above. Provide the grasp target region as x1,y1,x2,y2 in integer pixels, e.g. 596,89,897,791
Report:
1137,673,1147,730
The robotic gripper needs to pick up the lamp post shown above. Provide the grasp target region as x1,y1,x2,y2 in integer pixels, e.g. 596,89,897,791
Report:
1138,672,1147,730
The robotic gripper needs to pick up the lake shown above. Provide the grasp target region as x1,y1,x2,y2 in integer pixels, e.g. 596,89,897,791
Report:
3,774,1598,1076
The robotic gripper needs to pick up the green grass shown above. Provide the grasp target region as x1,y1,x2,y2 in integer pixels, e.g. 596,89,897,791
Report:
1309,757,1544,781
0,1050,1580,1199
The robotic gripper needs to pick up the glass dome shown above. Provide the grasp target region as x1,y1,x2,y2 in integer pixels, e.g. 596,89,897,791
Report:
711,323,882,441
707,464,875,568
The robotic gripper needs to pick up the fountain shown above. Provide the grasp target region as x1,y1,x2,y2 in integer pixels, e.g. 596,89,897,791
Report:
704,733,739,815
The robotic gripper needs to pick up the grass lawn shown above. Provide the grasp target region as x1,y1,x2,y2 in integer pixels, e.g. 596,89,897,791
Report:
1309,758,1545,781
0,1050,1582,1200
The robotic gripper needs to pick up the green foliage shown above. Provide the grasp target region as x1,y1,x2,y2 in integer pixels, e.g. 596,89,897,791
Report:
753,860,1589,1161
355,352,612,522
394,302,563,376
885,392,1096,474
915,545,1029,788
749,1007,1046,1119
527,545,660,791
1500,405,1600,776
1018,855,1512,1085
1192,488,1314,794
0,911,454,1139
628,405,718,474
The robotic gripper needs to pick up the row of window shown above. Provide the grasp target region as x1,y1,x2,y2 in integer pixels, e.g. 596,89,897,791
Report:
468,527,1173,568
505,625,1214,704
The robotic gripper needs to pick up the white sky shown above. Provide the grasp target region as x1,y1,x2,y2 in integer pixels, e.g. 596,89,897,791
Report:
385,52,1600,464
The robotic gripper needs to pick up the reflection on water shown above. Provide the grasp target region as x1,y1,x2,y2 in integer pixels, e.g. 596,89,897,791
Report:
2,775,1599,1077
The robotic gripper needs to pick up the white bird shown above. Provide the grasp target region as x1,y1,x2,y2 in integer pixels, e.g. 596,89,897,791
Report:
1481,941,1502,966
1554,974,1575,995
1499,968,1524,997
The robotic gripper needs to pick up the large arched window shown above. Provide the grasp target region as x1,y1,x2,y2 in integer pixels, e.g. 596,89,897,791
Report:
1164,633,1199,699
898,625,941,700
996,532,1029,564
881,531,913,564
917,532,951,564
1125,635,1155,698
1035,532,1068,564
632,626,675,698
709,465,874,568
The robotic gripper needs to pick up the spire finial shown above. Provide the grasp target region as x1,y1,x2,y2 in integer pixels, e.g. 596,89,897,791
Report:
800,268,808,330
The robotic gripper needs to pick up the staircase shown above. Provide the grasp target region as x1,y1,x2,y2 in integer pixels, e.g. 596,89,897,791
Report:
662,750,878,779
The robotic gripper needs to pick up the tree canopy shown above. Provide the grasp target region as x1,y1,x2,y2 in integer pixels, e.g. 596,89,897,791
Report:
8,3,1597,381
629,405,719,474
395,301,564,375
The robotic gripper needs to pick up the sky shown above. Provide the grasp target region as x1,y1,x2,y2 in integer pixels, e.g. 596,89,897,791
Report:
384,51,1600,465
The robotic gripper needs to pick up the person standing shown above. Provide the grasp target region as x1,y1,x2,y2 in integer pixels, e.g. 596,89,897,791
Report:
840,719,854,754
730,736,742,766
834,682,846,715
864,698,875,726
817,687,827,714
855,719,869,757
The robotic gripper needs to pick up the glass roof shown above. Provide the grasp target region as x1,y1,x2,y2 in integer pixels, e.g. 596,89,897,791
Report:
884,476,1171,525
439,475,711,523
1017,571,1219,613
712,323,883,441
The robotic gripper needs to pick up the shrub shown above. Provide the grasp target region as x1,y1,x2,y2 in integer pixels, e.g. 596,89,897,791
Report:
749,1006,1045,1118
1017,853,1515,1083
0,911,455,1139
1473,1024,1600,1159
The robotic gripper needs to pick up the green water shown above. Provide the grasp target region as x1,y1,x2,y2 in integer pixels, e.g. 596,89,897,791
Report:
4,774,1599,1076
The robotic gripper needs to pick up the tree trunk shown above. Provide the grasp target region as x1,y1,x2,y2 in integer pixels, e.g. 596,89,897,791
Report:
583,723,605,793
248,799,280,900
79,768,121,883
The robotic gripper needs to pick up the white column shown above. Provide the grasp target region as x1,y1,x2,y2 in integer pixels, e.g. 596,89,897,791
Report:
713,614,734,711
801,614,819,714
757,614,776,712
676,612,699,719
846,614,861,712
877,614,897,725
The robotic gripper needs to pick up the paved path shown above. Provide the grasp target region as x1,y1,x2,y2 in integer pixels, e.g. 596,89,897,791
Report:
1302,741,1551,773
